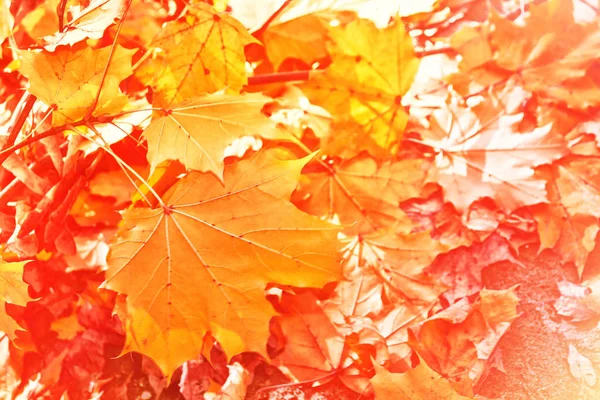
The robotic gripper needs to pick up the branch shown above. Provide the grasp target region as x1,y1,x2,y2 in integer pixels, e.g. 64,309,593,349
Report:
2,93,36,151
245,45,454,86
577,0,600,15
0,122,79,166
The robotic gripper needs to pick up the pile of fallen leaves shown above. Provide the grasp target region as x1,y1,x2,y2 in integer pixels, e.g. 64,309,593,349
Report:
0,0,599,399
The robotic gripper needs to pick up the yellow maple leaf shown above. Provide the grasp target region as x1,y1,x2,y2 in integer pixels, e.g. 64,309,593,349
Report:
142,92,282,179
0,260,31,341
104,150,341,375
18,45,135,125
136,3,257,107
302,18,419,157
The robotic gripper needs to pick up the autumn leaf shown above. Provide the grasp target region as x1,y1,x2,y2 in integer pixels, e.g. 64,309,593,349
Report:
426,234,521,304
263,14,329,69
272,291,346,380
135,3,257,106
302,18,419,157
43,0,127,51
452,0,600,107
142,92,281,179
421,104,567,211
340,230,446,304
4,0,600,397
293,156,429,234
370,358,474,400
272,290,370,394
0,260,31,340
408,287,521,396
18,45,135,125
533,157,600,276
104,150,341,375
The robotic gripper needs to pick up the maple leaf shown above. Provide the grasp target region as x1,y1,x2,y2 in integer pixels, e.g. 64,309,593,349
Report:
272,290,370,394
533,157,600,276
18,45,135,125
451,0,600,107
408,287,521,396
263,14,329,69
370,358,474,400
338,303,430,375
426,233,521,304
135,3,257,106
421,105,567,211
104,150,341,375
5,0,600,395
0,260,31,340
293,156,429,234
273,291,346,380
142,92,281,179
43,0,127,51
301,18,419,157
340,230,447,304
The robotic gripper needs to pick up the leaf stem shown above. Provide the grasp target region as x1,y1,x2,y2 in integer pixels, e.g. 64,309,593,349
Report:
85,0,133,120
82,124,165,208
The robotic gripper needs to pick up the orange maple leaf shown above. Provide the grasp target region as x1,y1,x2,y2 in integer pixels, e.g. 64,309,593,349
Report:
104,150,341,375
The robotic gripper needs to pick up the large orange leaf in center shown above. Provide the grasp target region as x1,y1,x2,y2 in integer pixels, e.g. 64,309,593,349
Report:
104,150,341,375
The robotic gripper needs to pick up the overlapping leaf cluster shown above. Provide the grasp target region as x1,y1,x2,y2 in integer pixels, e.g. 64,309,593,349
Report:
0,0,599,399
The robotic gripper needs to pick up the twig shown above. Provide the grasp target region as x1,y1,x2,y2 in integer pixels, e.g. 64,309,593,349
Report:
415,46,456,57
254,0,292,35
577,0,600,15
245,45,454,86
0,122,81,166
247,70,313,86
3,94,36,151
